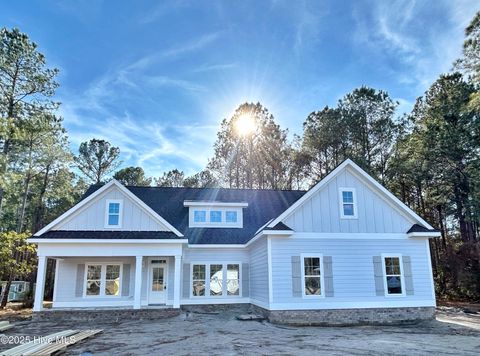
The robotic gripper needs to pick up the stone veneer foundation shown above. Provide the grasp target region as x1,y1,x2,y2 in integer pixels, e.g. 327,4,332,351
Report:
32,305,435,326
32,308,180,322
251,305,436,326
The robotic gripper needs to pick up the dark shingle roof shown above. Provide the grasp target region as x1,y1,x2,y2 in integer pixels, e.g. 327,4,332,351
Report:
264,222,293,231
81,185,306,244
407,224,440,234
40,231,180,239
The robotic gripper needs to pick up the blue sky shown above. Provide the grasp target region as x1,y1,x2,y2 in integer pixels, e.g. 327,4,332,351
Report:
1,0,478,177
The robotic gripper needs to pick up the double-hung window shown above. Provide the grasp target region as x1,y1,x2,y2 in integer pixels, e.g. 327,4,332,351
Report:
301,255,323,297
384,256,404,295
105,199,123,227
85,263,122,297
339,188,357,218
192,264,206,296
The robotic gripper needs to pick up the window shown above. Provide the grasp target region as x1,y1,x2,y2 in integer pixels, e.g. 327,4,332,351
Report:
86,265,102,296
227,264,240,296
210,210,222,223
188,206,243,228
191,263,242,297
192,264,206,296
384,256,403,295
226,211,238,223
85,263,122,297
105,265,120,296
339,188,357,218
209,264,223,296
105,199,123,227
194,210,206,223
302,256,323,296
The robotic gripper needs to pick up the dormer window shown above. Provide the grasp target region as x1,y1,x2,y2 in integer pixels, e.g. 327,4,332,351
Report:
339,188,357,219
226,211,238,223
210,211,222,223
105,199,123,228
185,201,247,228
194,210,206,223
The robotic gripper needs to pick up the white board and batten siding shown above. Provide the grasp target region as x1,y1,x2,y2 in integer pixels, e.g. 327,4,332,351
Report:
54,186,169,231
283,167,413,233
181,247,250,304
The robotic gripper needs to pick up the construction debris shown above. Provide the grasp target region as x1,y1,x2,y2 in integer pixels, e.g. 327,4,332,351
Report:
0,321,13,332
236,314,265,321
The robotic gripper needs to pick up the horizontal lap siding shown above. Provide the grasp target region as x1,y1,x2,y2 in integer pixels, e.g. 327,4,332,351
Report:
248,239,269,304
55,257,135,302
55,186,168,231
270,237,434,305
284,168,413,234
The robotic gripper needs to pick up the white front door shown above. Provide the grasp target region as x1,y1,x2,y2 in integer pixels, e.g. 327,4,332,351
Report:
148,262,166,304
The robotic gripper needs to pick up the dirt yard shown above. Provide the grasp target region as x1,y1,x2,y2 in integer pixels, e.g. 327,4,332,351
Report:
1,306,479,355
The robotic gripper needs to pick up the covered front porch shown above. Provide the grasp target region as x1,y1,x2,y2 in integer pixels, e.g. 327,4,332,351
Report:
31,239,186,312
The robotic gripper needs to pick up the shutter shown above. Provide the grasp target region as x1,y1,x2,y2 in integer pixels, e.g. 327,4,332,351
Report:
122,264,130,297
242,263,249,297
291,256,302,297
75,264,85,297
373,256,385,296
323,256,334,297
182,263,190,299
403,256,414,295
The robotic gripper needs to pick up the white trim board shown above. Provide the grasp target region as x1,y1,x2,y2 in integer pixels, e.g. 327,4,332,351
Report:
34,180,183,237
267,159,434,230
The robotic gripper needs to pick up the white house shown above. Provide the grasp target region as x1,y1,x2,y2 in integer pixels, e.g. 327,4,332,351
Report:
28,159,440,325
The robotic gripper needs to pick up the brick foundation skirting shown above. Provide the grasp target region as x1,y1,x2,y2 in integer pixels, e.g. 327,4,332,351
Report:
250,305,435,326
32,308,180,322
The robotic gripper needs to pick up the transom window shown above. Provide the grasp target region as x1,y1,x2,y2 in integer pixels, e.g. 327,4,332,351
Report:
339,188,357,218
301,256,323,297
191,263,241,297
384,256,403,295
85,263,122,297
105,199,123,227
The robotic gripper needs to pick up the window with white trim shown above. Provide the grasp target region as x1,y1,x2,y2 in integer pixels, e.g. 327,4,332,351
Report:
191,263,241,297
384,256,403,295
85,263,122,297
194,210,206,223
192,264,206,296
301,256,323,296
105,199,123,227
188,207,243,228
339,188,357,218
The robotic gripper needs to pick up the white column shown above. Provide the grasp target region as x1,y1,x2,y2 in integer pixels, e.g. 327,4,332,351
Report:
134,256,143,310
33,256,47,312
173,255,182,308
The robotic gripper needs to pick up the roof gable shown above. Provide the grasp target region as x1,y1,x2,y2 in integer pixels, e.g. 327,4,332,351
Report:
268,159,435,232
35,180,183,237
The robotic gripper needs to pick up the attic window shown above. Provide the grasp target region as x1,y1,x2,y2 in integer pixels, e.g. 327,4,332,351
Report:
187,205,245,228
105,199,123,228
339,188,357,219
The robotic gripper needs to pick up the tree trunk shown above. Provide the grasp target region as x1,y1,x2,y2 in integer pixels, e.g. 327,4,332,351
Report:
17,173,32,233
0,277,12,309
32,164,50,233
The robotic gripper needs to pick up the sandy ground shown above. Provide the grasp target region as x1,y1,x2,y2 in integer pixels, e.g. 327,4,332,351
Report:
1,307,479,355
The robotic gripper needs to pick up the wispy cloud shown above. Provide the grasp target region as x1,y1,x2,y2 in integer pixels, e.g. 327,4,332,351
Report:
192,62,237,73
352,0,479,92
161,32,222,58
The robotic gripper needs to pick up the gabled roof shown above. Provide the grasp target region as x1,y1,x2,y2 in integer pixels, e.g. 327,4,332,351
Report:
78,185,306,244
267,159,435,231
407,224,440,234
34,180,184,237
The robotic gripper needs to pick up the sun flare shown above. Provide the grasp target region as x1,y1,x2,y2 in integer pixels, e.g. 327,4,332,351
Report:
235,113,256,136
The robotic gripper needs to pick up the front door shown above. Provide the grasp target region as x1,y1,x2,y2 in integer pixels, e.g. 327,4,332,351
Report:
148,262,166,304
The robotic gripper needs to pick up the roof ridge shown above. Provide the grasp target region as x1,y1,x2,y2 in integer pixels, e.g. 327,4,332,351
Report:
123,185,307,193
